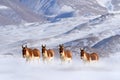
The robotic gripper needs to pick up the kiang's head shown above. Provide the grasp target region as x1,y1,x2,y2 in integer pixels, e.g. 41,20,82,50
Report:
59,44,64,54
80,48,85,59
22,45,28,58
42,44,46,53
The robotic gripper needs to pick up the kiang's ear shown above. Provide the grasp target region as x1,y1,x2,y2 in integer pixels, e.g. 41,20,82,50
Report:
80,48,83,50
22,45,24,48
61,44,64,48
25,45,27,48
83,47,85,50
58,44,60,47
59,44,61,47
80,48,82,50
80,48,84,50
42,44,43,47
42,44,46,47
45,44,46,47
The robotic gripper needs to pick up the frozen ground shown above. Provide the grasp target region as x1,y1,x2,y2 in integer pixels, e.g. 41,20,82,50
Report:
0,53,120,80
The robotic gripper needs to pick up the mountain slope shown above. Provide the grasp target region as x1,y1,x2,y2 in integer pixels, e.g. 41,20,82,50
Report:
0,13,120,57
58,0,107,16
0,0,46,25
92,35,120,54
19,0,108,21
97,0,120,12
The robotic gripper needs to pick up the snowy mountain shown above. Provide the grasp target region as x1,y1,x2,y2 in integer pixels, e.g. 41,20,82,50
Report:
1,0,120,25
20,0,107,15
19,0,120,15
96,0,120,12
58,0,107,15
20,0,60,15
19,0,108,22
0,0,46,25
92,35,120,55
0,13,120,57
18,0,120,18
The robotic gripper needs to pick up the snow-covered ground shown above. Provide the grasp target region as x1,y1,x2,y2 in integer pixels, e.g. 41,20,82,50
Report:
0,13,120,80
0,53,120,80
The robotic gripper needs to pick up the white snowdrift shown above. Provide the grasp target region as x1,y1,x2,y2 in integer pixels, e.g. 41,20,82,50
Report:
60,5,74,13
0,5,9,9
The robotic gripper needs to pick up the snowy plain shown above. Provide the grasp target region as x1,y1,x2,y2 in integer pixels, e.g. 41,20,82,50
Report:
0,53,120,80
0,11,120,80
